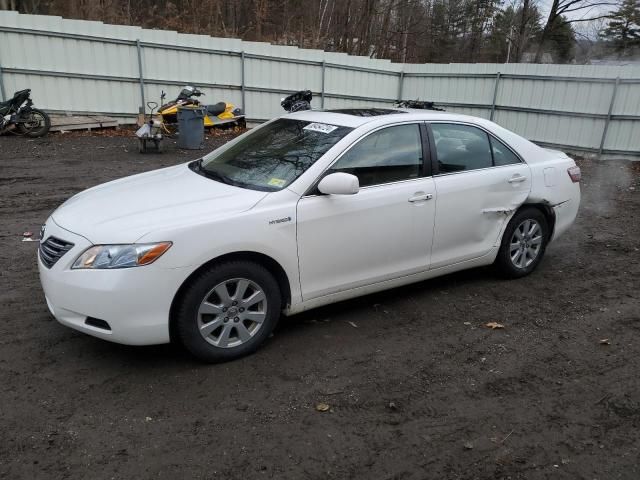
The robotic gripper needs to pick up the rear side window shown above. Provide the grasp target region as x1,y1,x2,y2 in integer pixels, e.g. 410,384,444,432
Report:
490,136,521,166
328,124,423,187
431,124,492,173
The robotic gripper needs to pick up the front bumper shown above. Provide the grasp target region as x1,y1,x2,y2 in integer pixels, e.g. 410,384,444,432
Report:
37,219,192,345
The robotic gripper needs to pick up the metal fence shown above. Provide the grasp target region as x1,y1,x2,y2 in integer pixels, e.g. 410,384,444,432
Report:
1,11,639,158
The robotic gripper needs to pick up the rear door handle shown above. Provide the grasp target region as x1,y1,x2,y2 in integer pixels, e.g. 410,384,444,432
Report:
408,193,433,203
508,175,527,184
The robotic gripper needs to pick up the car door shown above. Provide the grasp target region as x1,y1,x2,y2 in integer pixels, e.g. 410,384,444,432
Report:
428,122,531,269
296,123,436,301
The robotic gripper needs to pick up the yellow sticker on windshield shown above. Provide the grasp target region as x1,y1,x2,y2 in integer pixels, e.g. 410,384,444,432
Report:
268,178,286,187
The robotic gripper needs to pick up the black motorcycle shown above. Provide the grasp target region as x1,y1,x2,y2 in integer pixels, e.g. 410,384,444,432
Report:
281,90,313,112
394,99,445,111
0,89,51,137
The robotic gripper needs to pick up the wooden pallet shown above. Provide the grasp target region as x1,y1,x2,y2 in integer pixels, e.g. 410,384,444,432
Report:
50,114,119,132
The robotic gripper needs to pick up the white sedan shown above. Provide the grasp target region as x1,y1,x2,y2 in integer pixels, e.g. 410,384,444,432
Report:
38,109,581,362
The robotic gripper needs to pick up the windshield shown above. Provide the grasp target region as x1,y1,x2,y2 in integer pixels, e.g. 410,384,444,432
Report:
194,118,353,191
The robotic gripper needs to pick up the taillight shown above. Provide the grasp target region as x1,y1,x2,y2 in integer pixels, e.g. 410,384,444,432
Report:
567,166,581,183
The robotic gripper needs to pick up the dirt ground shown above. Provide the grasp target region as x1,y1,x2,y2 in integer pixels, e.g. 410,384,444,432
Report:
0,130,638,480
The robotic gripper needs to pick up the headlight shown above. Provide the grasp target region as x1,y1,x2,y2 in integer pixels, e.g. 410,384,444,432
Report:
72,242,172,269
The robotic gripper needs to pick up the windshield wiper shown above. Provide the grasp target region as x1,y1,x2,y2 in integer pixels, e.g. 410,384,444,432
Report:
189,159,236,186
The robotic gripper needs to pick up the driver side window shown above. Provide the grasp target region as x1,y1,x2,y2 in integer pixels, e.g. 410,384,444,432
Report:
328,124,423,187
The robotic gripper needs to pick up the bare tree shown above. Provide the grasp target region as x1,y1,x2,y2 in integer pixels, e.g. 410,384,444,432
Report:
513,0,534,61
0,0,602,64
534,0,617,61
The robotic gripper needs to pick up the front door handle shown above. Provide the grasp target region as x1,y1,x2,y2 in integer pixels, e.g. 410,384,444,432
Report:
408,193,433,203
508,175,527,184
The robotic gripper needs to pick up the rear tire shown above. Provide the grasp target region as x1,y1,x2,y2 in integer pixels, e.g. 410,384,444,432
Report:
495,207,549,278
174,261,281,363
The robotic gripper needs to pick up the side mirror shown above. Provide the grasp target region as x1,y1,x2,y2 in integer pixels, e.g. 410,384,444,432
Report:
317,172,359,195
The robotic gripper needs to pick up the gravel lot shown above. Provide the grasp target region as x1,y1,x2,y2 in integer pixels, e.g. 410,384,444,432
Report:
1,131,639,479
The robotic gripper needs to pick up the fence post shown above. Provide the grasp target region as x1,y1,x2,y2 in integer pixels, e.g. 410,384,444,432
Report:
397,71,404,102
490,71,501,121
321,60,326,109
240,51,246,113
0,61,5,102
135,39,145,115
599,77,620,156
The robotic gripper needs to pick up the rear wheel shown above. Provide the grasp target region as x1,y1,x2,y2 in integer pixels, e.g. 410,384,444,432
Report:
495,207,549,278
18,108,50,137
175,261,281,362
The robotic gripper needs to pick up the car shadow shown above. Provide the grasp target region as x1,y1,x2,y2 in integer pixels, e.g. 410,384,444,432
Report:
276,265,497,334
64,265,499,367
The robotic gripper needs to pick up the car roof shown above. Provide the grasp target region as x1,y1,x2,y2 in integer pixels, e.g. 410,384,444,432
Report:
281,108,550,163
283,108,483,128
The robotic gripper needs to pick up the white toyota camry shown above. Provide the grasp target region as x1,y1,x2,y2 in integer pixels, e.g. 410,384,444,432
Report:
38,109,581,362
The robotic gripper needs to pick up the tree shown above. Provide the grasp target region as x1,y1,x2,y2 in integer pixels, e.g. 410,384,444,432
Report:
601,0,640,56
487,3,541,62
514,0,534,61
546,14,576,61
464,0,501,61
534,0,617,62
0,0,589,65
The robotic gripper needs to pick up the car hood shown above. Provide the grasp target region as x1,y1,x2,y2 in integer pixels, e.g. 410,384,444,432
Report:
52,163,268,243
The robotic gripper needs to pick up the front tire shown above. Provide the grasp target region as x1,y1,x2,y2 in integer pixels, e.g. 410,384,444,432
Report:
495,207,549,278
18,108,50,137
174,261,281,363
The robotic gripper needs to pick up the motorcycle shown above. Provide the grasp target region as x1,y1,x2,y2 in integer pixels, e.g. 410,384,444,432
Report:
394,99,445,111
157,85,245,134
0,89,51,137
281,90,313,112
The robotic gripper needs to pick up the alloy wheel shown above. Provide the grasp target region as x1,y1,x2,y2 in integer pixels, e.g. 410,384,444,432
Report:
23,111,45,130
196,278,267,348
509,219,543,269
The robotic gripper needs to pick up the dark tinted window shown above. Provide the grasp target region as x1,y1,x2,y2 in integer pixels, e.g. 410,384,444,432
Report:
432,123,492,173
200,119,353,191
490,136,521,166
328,124,423,187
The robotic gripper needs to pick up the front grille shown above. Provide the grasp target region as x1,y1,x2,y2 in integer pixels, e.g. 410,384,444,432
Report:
39,236,74,268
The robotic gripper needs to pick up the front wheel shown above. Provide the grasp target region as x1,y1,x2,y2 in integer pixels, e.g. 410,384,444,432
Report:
174,261,282,363
162,122,178,136
18,108,51,137
494,207,549,278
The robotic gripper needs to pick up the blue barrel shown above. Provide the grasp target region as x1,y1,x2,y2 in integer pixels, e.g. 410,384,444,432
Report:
177,106,205,149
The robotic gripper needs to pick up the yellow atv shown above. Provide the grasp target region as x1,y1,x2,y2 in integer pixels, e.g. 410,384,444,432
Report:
157,86,246,134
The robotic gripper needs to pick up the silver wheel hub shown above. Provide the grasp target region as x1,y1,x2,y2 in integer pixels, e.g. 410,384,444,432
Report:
24,112,44,129
509,219,543,269
197,278,267,348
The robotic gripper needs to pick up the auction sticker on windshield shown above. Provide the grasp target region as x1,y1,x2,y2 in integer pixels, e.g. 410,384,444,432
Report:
267,178,286,187
303,123,338,134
